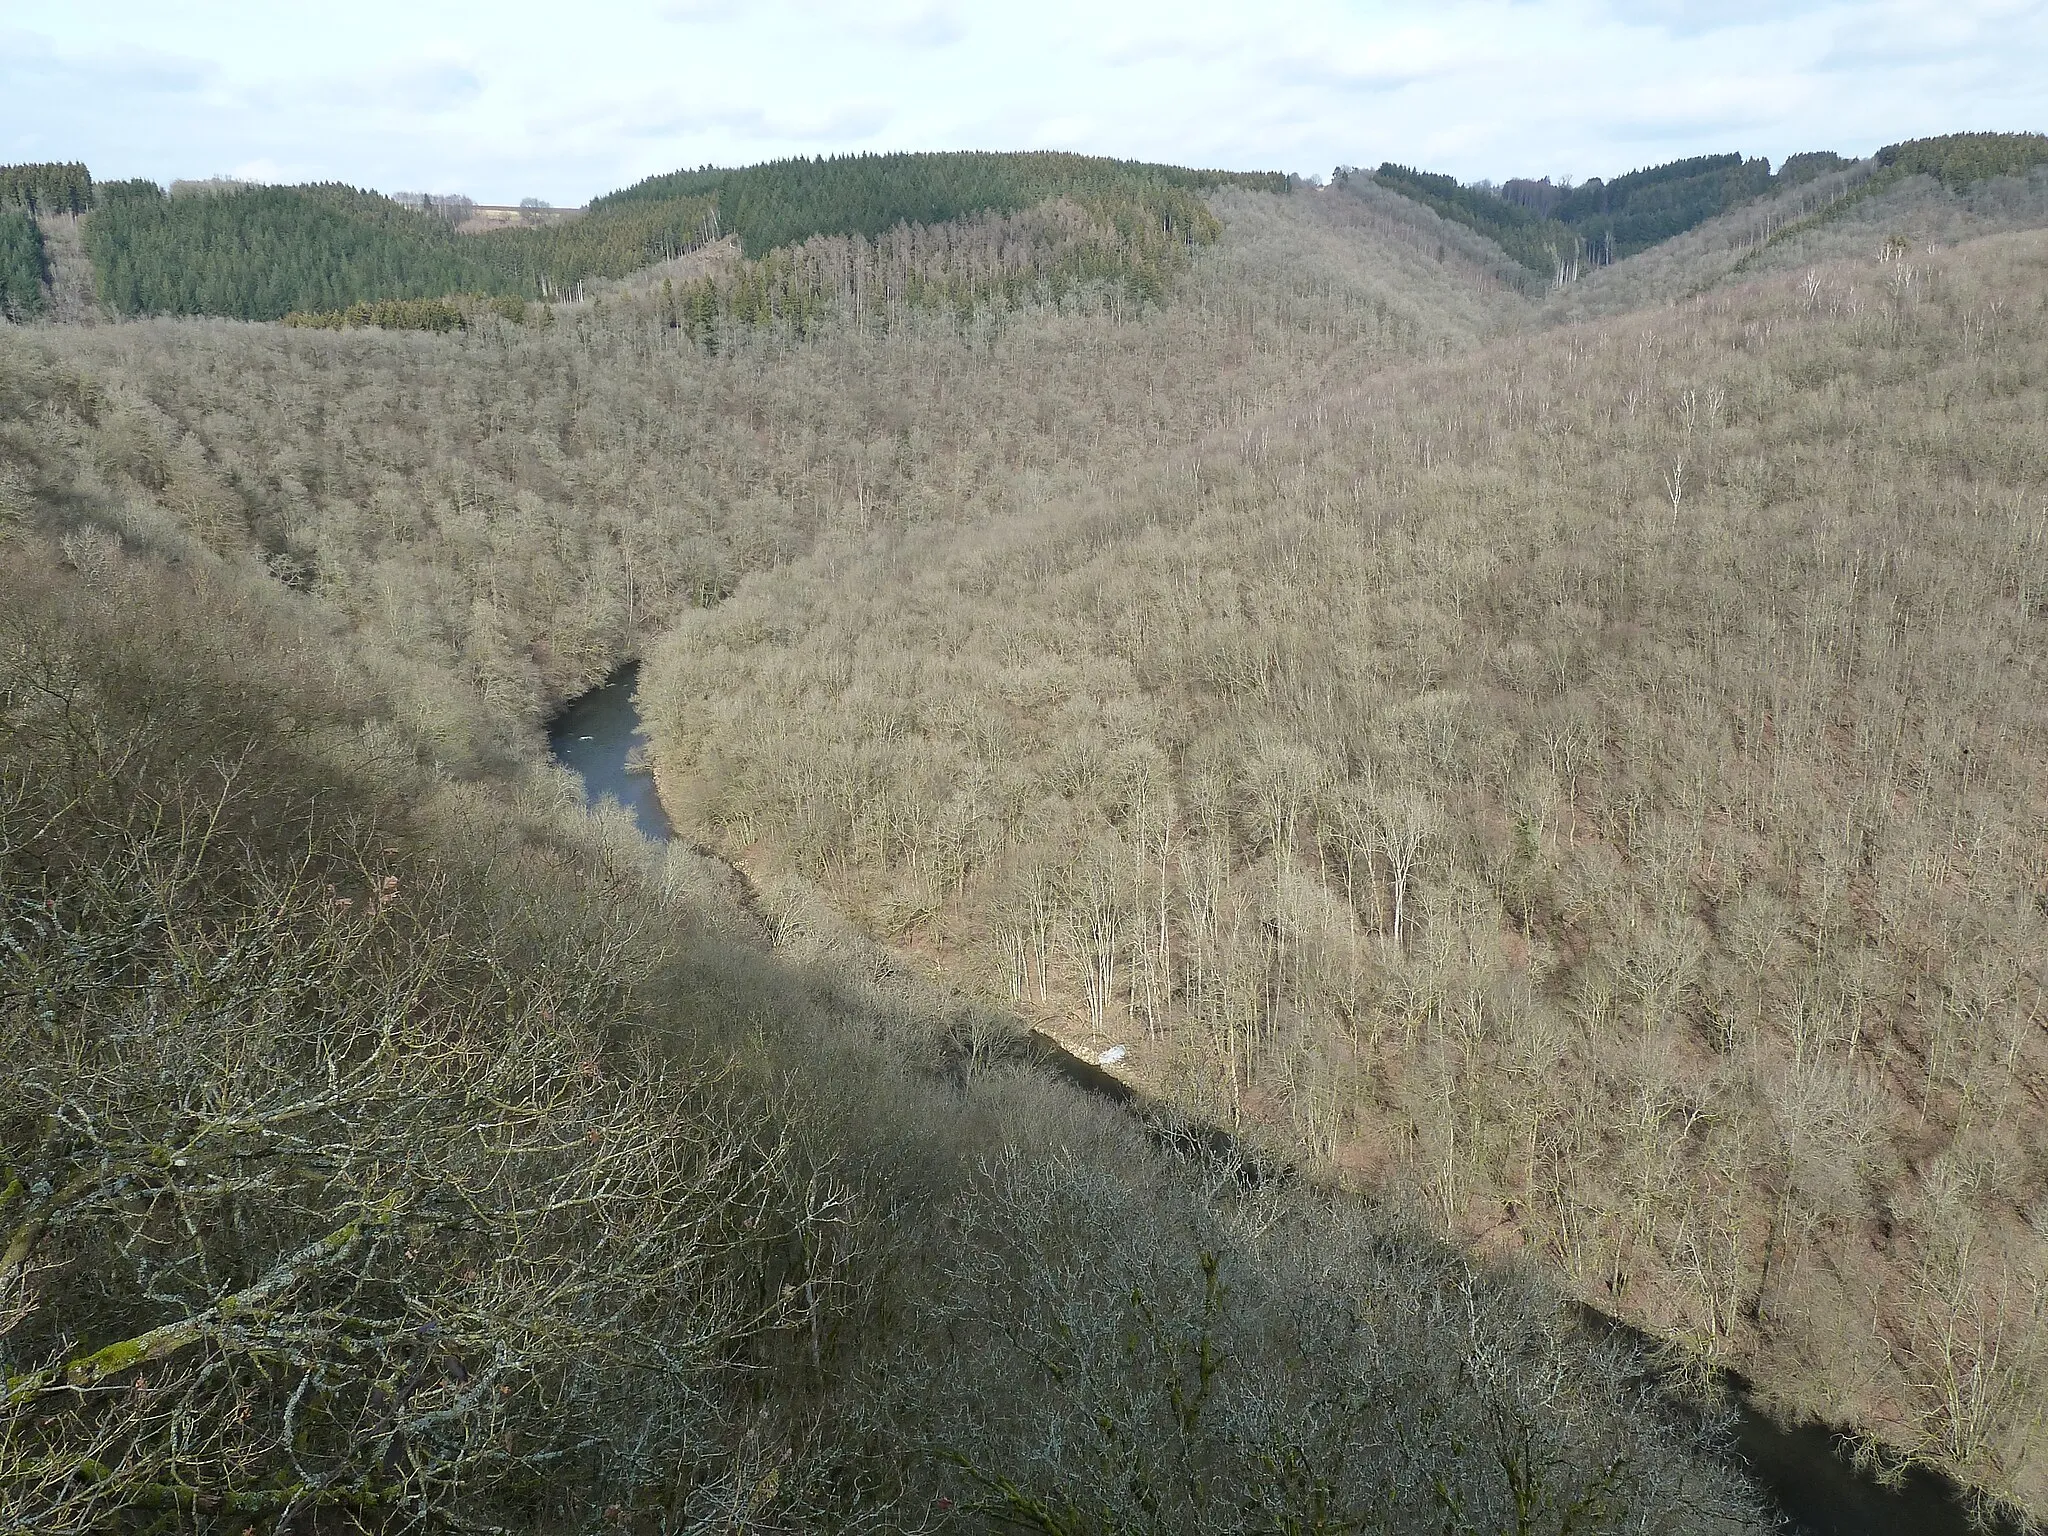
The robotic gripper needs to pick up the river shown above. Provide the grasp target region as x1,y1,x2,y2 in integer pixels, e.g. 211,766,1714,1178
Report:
545,661,672,841
547,666,2021,1536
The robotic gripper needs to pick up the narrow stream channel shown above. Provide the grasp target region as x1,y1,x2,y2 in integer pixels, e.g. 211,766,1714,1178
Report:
547,667,2020,1536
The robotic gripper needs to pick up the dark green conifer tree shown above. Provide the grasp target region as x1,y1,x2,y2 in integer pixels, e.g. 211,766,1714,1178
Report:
0,210,47,318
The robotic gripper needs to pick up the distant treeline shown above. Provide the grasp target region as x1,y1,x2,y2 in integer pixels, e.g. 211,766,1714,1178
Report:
594,151,1292,343
1728,133,2048,273
596,149,1289,259
1874,131,2048,187
84,181,719,320
1368,152,1852,278
87,184,490,319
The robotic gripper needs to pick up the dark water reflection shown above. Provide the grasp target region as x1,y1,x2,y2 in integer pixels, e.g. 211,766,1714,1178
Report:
1731,1407,2019,1535
545,662,671,842
546,667,2020,1536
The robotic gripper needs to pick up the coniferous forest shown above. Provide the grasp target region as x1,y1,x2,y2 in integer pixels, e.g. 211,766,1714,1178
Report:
596,150,1289,255
1364,134,2048,282
0,162,93,217
81,182,723,319
0,212,45,319
69,151,1289,325
7,135,2048,1534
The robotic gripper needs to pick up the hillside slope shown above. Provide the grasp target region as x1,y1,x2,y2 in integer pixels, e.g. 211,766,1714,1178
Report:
639,226,2048,1516
1367,151,1805,279
20,135,2048,1524
1542,160,2048,322
1,224,1762,1530
1352,134,2048,323
25,188,1517,743
46,152,1291,327
597,149,1286,256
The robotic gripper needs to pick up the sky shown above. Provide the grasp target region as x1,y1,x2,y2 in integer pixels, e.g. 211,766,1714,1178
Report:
3,0,2044,205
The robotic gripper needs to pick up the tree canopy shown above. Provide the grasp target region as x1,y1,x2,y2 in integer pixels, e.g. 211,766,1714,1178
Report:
81,152,1282,325
597,149,1288,258
1875,131,2048,188
1373,136,2048,281
0,162,93,216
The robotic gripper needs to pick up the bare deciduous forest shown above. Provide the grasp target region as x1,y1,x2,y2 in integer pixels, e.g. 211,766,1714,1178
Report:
1,292,1758,1531
646,195,2048,1509
6,143,2048,1529
28,186,1511,729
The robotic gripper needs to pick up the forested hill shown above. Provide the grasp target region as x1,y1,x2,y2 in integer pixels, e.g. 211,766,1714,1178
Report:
84,181,719,320
53,151,1289,326
598,149,1290,256
0,180,1767,1525
1364,135,2048,280
1364,151,1843,277
58,151,1293,334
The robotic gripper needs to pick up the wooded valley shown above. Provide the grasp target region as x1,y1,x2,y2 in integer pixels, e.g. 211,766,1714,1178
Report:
6,137,2048,1531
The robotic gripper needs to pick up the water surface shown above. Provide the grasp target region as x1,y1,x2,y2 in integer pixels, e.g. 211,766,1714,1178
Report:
546,661,671,841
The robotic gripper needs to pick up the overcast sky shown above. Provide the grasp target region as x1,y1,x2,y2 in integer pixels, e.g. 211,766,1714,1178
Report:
4,0,2043,204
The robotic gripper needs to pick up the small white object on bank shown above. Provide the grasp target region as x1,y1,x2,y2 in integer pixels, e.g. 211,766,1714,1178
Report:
1098,1045,1127,1067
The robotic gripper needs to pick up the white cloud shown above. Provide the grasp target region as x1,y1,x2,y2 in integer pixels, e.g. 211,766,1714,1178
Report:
845,4,968,48
227,158,289,184
3,0,2042,204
